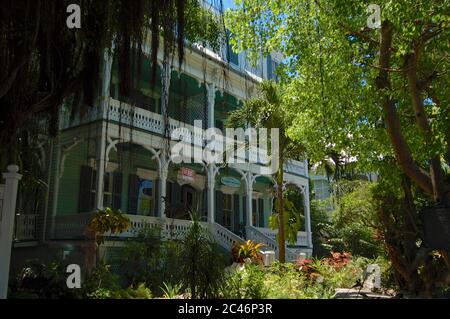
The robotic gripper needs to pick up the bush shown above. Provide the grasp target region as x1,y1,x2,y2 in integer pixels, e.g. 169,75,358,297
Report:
222,264,269,299
179,212,227,299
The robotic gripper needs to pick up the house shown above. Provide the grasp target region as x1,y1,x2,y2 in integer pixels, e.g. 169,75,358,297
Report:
10,28,313,270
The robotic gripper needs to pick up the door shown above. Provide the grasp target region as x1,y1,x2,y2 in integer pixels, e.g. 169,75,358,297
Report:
181,185,196,218
222,194,233,230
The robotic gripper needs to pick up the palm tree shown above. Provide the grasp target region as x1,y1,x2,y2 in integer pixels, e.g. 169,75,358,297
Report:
226,81,305,262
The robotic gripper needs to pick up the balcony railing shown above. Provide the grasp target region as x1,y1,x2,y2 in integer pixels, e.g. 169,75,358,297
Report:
60,98,307,177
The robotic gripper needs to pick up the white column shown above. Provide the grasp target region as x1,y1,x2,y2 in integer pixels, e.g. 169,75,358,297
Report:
206,82,215,129
95,122,107,211
207,164,216,223
50,138,62,237
0,165,23,299
206,82,216,224
100,49,114,118
246,171,253,227
304,185,313,248
158,163,168,219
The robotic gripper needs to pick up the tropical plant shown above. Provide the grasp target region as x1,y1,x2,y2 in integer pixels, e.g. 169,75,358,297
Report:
88,207,131,245
226,81,305,262
231,240,265,263
85,207,131,273
268,186,303,245
161,282,183,299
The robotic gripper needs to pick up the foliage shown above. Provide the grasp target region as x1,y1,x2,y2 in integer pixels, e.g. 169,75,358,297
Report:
231,240,265,264
226,81,305,262
161,282,184,299
88,207,131,245
117,224,182,293
312,180,384,258
179,212,227,299
268,186,304,245
222,255,393,299
226,0,450,203
309,198,333,257
222,264,269,299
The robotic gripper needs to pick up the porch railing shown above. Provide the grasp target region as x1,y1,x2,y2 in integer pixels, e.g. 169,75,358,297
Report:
14,214,38,241
246,226,299,262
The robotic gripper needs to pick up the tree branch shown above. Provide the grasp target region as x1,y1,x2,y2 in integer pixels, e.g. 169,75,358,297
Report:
375,21,433,195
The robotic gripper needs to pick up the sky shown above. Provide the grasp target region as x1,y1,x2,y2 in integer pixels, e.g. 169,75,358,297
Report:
223,0,237,9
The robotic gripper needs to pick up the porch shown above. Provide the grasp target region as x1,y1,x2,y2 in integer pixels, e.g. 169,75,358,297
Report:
51,213,312,260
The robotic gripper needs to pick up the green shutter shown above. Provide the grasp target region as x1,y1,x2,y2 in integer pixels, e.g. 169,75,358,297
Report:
128,174,139,215
79,165,95,213
112,172,122,210
215,191,223,225
233,194,240,234
154,179,159,217
258,198,265,227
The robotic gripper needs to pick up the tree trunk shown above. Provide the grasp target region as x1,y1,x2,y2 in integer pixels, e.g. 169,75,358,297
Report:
376,21,435,196
276,169,286,263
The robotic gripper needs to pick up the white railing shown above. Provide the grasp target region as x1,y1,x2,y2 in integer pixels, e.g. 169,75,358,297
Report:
246,226,299,262
108,100,165,135
211,222,244,251
284,159,307,177
255,226,309,247
14,214,38,241
52,213,96,239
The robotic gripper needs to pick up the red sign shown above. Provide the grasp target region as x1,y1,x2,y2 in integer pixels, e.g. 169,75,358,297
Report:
179,167,196,182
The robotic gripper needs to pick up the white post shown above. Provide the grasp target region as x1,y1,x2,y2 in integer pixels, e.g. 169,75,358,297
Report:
94,50,113,211
206,82,215,129
304,185,313,248
0,165,23,299
207,164,216,223
246,171,253,227
206,82,216,224
50,138,62,237
95,122,107,211
158,162,168,219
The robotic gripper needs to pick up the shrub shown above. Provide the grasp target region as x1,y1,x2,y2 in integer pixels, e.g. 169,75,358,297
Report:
222,264,269,299
179,212,226,299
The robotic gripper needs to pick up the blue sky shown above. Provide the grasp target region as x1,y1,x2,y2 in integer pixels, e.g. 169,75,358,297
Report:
223,0,238,10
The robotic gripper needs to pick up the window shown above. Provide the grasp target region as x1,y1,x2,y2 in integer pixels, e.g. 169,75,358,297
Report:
267,55,280,82
226,30,239,66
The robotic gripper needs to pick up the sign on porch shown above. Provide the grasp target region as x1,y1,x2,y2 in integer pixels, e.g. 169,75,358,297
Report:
221,176,241,188
179,167,196,183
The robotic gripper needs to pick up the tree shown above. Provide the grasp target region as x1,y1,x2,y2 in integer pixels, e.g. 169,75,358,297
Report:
226,0,450,293
226,81,305,263
0,0,222,168
226,0,450,204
